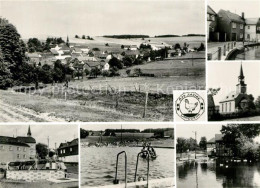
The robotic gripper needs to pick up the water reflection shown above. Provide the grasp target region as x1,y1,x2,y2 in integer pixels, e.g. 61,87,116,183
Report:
235,46,260,60
177,160,260,188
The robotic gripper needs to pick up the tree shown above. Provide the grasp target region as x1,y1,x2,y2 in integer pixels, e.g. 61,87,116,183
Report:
105,43,109,46
80,128,89,139
121,45,125,49
221,124,260,157
133,68,142,77
90,67,101,78
108,57,123,69
177,138,189,156
75,35,79,38
36,143,48,159
255,96,260,109
27,38,43,52
122,56,132,67
246,94,256,110
126,69,131,76
82,35,86,39
0,49,13,89
92,48,100,51
199,137,207,150
84,69,90,77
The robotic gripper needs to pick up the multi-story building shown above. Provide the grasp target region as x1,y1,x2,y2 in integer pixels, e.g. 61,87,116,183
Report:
57,138,78,163
217,10,245,41
245,18,259,41
257,19,260,42
0,126,36,163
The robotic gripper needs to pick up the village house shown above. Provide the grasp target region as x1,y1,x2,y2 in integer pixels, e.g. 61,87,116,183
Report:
124,45,138,51
57,138,78,163
207,134,233,157
217,10,245,41
245,18,259,42
26,52,42,65
207,6,218,41
0,126,36,163
219,63,249,114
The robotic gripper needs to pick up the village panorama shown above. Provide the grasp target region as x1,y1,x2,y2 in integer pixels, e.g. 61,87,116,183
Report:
0,1,205,122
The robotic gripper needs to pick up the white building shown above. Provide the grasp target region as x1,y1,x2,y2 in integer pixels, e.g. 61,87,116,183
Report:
245,18,259,42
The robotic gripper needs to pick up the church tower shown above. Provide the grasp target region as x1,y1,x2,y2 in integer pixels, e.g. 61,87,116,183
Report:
27,125,32,137
66,35,70,47
236,63,247,94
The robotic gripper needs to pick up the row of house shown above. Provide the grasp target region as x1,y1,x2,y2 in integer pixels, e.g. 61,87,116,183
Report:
207,6,260,42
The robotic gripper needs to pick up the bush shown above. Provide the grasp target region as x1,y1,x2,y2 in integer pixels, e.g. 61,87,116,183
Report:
102,70,109,77
126,69,131,76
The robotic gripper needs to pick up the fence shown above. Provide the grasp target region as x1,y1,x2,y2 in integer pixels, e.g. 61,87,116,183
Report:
208,41,237,60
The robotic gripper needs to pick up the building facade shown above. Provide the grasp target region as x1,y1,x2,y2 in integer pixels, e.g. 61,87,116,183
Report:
245,18,259,41
207,6,218,41
57,138,78,163
257,19,260,42
217,10,245,42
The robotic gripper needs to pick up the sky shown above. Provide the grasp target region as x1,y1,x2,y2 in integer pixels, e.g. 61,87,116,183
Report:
0,124,78,149
0,0,205,39
177,124,260,143
208,0,260,18
81,123,173,132
207,62,260,105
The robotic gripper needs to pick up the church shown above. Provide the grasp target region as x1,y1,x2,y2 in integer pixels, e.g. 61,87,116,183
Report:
219,63,250,114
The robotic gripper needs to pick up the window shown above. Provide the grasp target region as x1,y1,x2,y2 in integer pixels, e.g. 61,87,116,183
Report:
17,147,20,151
9,146,13,151
207,14,210,20
23,147,27,152
211,15,215,21
232,22,236,29
17,154,20,159
240,33,243,38
248,26,250,29
63,149,65,154
240,24,243,29
229,102,231,112
23,154,26,159
247,34,250,39
70,148,73,152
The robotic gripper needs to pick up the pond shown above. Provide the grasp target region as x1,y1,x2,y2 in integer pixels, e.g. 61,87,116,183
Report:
81,147,175,187
235,46,260,60
177,161,260,188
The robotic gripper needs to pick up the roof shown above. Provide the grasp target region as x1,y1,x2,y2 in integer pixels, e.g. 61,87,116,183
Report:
219,91,238,103
84,61,100,67
26,53,41,58
215,134,223,141
218,9,245,23
245,18,259,25
124,50,140,56
0,136,30,147
207,137,216,144
207,6,217,15
58,138,78,149
16,136,36,144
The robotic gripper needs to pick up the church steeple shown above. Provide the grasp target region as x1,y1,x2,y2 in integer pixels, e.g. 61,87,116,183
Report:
236,63,247,94
27,125,31,137
66,35,69,47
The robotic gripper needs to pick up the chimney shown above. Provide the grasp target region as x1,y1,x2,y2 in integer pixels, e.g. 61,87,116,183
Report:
241,12,244,19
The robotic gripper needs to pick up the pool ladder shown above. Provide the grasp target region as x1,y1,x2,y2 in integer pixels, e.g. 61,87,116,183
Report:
113,150,150,188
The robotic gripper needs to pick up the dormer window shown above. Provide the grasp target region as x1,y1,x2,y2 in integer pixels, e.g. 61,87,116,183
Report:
240,24,243,29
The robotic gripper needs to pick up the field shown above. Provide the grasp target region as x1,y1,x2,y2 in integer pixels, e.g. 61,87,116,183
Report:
70,36,205,51
0,87,173,122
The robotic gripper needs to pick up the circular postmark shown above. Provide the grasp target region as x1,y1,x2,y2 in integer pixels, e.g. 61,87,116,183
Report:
175,92,205,121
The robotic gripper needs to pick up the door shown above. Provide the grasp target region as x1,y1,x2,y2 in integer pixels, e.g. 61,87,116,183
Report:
232,33,237,41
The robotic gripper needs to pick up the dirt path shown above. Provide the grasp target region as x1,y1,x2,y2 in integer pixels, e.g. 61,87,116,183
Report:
0,100,66,122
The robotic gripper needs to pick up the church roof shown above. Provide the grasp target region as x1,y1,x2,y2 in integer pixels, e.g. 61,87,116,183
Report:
239,63,244,79
219,91,238,102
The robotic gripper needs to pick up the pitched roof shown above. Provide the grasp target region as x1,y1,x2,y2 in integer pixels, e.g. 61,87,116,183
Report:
218,9,245,23
219,91,238,103
16,136,36,143
245,18,259,25
215,134,223,141
0,136,30,147
207,6,217,15
58,138,78,149
207,137,216,143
